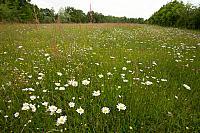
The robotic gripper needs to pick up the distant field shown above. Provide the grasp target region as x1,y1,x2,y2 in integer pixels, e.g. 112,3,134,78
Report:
0,24,199,132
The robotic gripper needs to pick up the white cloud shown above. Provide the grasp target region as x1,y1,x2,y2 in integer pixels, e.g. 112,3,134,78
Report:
31,0,199,19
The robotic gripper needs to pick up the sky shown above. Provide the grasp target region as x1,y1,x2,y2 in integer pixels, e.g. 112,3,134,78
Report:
31,0,199,19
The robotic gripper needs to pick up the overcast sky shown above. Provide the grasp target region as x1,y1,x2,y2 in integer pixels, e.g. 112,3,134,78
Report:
31,0,199,19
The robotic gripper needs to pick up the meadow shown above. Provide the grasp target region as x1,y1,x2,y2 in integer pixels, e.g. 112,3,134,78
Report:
0,23,199,132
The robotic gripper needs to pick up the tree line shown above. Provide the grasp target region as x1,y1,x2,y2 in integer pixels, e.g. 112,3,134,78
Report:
1,0,199,29
147,0,200,29
58,7,144,23
0,0,144,24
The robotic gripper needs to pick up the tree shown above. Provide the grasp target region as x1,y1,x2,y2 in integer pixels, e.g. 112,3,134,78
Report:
1,1,145,24
148,0,200,29
58,7,87,23
39,8,55,23
0,0,37,22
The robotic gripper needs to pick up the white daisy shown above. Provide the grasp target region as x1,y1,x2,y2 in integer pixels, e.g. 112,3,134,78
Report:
42,102,48,107
55,83,61,86
92,90,101,97
29,104,36,112
30,95,36,100
101,107,110,114
56,109,62,114
122,67,127,70
57,72,62,76
68,80,78,87
48,105,57,115
116,103,126,111
56,116,67,126
76,107,84,115
68,102,75,108
98,74,104,78
183,84,191,90
22,103,30,110
145,81,153,86
14,112,19,117
59,87,65,90
82,79,90,86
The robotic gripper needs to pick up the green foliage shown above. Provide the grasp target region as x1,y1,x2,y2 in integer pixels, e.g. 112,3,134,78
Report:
58,7,87,23
58,8,70,23
0,0,36,22
39,8,55,23
148,0,200,29
57,7,144,24
0,1,144,24
0,1,19,22
86,11,144,23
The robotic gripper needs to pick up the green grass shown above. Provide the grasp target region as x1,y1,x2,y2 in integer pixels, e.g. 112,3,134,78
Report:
0,23,200,132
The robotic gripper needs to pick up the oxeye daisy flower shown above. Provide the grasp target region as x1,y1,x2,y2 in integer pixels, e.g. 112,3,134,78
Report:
116,103,126,111
48,105,57,115
98,74,104,78
38,73,44,76
22,88,34,91
44,53,49,57
56,109,62,114
14,112,19,117
47,57,51,61
30,95,36,100
92,90,101,97
72,81,78,87
107,72,112,76
68,80,78,87
42,102,48,107
95,63,100,66
38,77,43,80
22,103,30,110
68,102,75,108
57,72,62,76
123,79,128,82
101,107,110,114
56,116,67,126
126,60,131,63
55,83,61,86
29,104,36,112
183,84,191,90
18,46,23,49
110,56,115,59
59,87,65,90
82,79,90,85
122,67,127,70
28,75,32,78
161,79,167,82
76,107,84,115
145,81,153,85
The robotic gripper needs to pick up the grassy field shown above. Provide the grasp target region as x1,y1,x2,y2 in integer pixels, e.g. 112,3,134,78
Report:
0,24,200,132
